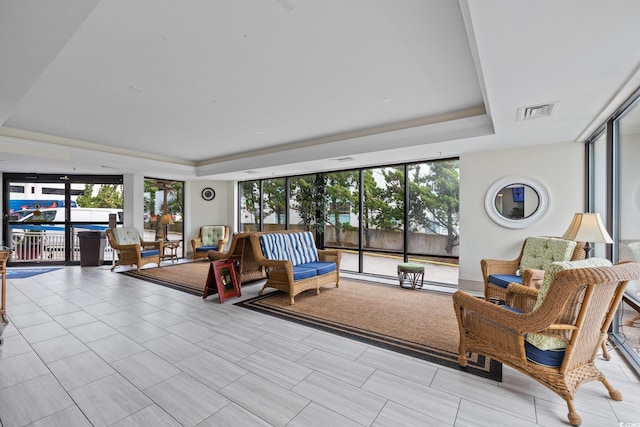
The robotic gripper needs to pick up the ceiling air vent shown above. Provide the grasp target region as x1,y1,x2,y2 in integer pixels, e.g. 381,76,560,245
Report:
516,102,557,121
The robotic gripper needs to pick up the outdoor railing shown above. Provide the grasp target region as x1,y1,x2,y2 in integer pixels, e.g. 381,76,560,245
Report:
9,230,115,263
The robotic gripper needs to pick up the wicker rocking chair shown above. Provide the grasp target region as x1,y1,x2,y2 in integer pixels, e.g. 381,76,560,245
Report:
454,259,640,426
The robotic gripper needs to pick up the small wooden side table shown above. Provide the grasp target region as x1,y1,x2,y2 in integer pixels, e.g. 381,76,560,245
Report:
161,240,181,263
0,248,13,324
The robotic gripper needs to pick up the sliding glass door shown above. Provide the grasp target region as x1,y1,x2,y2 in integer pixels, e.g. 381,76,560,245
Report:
4,173,123,265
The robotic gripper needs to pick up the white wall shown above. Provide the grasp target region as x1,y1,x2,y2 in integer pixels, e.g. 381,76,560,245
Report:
123,174,145,230
458,141,584,292
186,181,236,254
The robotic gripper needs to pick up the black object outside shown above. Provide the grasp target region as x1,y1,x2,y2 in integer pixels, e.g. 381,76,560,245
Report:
78,231,106,266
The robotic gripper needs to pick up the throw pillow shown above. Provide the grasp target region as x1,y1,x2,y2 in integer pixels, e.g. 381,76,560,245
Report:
525,257,612,350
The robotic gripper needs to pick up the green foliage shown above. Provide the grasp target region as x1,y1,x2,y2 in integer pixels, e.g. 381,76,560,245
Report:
75,184,123,208
408,161,459,254
240,181,261,225
143,179,183,217
289,174,328,232
263,178,286,224
326,171,359,245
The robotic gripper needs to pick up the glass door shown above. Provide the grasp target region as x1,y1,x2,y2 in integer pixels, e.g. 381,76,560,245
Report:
3,174,123,265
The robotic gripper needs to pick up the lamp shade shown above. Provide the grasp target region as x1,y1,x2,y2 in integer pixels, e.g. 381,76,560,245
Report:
160,214,174,225
562,213,613,243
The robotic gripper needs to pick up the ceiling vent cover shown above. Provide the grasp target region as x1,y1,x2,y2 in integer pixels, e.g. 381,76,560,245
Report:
517,102,557,121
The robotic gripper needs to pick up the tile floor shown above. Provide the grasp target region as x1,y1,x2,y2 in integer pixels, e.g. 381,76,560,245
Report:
0,265,639,427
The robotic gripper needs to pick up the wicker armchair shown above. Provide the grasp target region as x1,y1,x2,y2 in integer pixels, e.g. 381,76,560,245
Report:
191,225,229,261
106,227,162,272
482,236,585,303
454,259,640,426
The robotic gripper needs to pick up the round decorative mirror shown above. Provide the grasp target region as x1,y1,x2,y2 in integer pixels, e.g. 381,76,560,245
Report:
485,176,550,229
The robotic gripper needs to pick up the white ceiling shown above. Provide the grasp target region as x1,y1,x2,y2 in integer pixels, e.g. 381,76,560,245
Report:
1,0,640,181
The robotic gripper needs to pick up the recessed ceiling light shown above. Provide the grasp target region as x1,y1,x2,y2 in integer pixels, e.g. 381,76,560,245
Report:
516,102,557,121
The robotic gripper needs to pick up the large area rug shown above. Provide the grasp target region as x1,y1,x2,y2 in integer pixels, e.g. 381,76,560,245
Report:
120,262,210,296
122,264,501,381
236,280,502,381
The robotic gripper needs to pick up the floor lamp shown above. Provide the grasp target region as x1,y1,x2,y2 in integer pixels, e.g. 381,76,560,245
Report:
562,212,613,258
160,213,174,241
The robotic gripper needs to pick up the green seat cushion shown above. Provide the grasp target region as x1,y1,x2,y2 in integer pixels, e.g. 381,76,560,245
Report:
398,263,424,272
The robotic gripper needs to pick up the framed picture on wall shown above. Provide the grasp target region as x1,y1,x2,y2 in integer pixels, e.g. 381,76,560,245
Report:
203,259,241,303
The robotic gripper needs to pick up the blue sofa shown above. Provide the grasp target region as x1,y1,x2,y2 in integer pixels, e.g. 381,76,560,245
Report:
250,230,341,304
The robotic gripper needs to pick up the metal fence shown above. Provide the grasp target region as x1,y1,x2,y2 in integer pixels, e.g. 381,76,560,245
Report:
9,230,115,263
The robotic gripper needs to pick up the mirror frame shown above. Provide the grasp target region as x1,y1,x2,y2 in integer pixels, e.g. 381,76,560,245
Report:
485,176,550,229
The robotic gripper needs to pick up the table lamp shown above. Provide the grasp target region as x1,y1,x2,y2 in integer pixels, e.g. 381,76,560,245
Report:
562,212,613,258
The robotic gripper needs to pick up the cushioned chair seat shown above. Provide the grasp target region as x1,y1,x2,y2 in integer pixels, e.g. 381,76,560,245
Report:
292,266,318,281
500,304,565,365
524,341,565,367
488,274,521,289
298,261,337,276
141,249,160,258
195,245,218,253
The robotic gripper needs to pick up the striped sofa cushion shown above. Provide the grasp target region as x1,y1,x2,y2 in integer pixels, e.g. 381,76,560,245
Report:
258,232,319,266
259,233,290,261
286,232,318,265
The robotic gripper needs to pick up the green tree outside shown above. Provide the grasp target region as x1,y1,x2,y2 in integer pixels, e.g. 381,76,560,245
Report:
76,184,123,208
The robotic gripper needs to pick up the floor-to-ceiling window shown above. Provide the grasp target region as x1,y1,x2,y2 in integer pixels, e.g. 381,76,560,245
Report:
586,88,640,373
143,178,184,259
239,180,261,232
263,177,286,231
288,174,325,235
238,159,459,285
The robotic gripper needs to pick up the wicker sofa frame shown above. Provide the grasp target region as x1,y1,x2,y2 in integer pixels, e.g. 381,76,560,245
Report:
208,232,266,284
250,230,341,304
454,261,640,426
